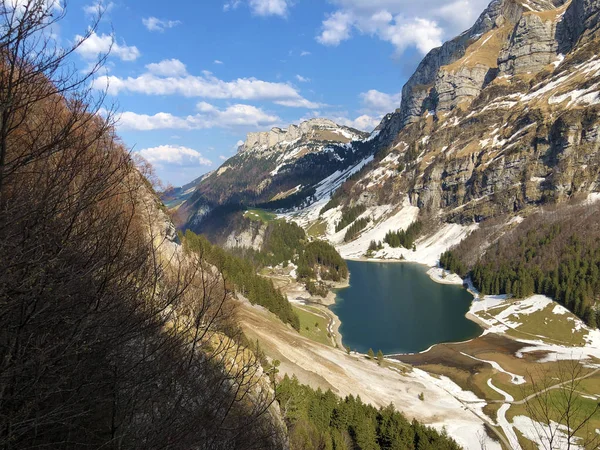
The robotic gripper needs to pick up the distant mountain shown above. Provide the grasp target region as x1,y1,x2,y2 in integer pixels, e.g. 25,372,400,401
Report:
174,118,372,234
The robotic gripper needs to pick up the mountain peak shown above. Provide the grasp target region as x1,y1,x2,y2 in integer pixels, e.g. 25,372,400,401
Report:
240,118,365,152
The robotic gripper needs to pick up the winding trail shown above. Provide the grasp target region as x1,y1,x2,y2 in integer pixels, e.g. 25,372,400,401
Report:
460,351,526,385
487,379,522,450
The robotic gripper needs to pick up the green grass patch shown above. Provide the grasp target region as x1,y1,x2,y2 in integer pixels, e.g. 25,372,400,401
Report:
293,305,332,347
476,301,588,347
509,304,588,347
244,209,277,223
306,220,327,238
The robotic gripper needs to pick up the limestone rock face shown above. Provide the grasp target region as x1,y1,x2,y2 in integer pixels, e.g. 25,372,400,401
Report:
435,65,492,113
397,0,574,127
559,0,600,52
499,11,561,75
399,0,529,126
225,222,265,251
243,118,350,151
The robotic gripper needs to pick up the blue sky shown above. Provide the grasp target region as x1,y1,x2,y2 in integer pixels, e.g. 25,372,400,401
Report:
57,0,491,186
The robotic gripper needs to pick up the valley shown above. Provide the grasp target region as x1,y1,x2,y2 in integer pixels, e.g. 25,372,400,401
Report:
171,0,600,443
244,240,600,449
4,0,600,448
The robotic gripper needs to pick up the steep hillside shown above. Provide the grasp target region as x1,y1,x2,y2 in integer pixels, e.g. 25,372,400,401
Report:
295,0,599,248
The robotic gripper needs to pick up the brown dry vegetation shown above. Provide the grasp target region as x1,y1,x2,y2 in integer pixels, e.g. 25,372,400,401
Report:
0,3,283,449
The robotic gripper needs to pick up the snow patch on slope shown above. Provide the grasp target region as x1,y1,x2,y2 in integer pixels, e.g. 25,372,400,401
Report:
369,223,478,267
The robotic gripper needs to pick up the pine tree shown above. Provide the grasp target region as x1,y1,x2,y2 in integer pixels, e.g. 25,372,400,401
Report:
377,350,384,365
367,348,375,359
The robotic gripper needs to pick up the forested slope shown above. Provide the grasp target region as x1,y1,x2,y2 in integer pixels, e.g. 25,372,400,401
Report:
442,201,600,327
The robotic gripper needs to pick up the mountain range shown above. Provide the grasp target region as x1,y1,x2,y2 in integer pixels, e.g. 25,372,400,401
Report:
174,0,600,267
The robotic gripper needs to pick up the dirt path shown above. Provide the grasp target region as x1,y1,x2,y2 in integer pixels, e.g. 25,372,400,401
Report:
511,368,600,406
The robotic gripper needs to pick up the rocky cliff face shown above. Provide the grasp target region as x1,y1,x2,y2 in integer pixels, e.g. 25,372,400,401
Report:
498,8,566,75
243,119,357,151
399,0,569,127
284,0,600,261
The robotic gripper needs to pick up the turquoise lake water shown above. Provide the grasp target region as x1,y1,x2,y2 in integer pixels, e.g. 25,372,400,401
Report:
330,260,482,355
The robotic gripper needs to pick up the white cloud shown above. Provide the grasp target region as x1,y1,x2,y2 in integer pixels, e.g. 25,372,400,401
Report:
275,98,321,108
224,0,291,17
300,50,311,56
295,74,310,83
379,17,443,55
83,0,113,16
360,89,401,114
75,31,140,61
142,17,181,32
317,0,490,55
332,114,381,132
223,0,242,11
214,60,224,64
219,155,228,160
96,66,319,107
317,11,353,46
139,145,212,166
145,59,187,77
117,103,281,131
249,0,289,16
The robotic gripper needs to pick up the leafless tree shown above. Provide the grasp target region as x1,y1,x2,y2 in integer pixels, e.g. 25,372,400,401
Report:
522,359,600,450
0,1,284,449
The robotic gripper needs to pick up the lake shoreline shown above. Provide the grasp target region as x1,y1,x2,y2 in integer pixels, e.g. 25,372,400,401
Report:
342,257,490,355
330,260,481,355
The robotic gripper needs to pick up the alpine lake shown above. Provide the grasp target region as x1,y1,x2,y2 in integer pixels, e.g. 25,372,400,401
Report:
330,260,482,355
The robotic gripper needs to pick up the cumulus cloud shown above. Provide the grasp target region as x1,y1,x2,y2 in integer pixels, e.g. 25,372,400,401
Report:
317,11,353,46
75,31,140,61
249,0,289,16
219,155,228,160
360,89,401,114
317,0,490,55
139,145,212,167
142,17,181,32
295,74,310,83
225,0,291,16
145,59,187,77
214,60,224,64
95,61,320,107
117,103,280,131
300,50,311,56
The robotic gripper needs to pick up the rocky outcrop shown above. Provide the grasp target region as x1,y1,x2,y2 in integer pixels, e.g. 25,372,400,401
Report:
243,118,361,151
399,0,528,126
499,11,562,75
397,0,572,127
224,222,266,251
435,65,493,112
559,0,600,52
